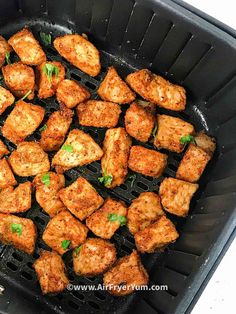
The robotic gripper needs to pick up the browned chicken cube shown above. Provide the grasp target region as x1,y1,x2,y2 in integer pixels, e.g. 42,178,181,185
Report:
52,129,103,173
0,182,31,214
0,85,15,115
39,105,73,152
2,62,35,99
56,79,90,108
103,250,148,296
77,100,121,128
59,176,104,221
126,69,186,111
54,34,101,77
159,178,198,217
37,61,65,99
125,101,156,142
127,192,164,235
2,100,45,144
8,28,46,66
0,140,9,158
0,158,17,188
0,213,37,254
9,142,50,177
101,127,131,188
33,172,66,217
42,211,88,255
154,114,195,153
0,35,12,68
134,216,179,253
128,146,167,177
98,67,135,104
86,198,127,239
195,131,216,157
33,250,69,294
73,238,116,277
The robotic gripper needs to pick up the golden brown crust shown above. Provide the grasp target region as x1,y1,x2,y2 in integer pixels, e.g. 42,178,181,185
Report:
128,145,168,177
195,131,216,157
77,100,121,128
0,35,12,68
0,140,9,158
98,67,135,104
54,34,101,77
0,158,17,188
0,85,15,115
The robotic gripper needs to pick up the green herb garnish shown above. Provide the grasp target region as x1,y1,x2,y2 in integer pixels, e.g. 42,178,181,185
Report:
128,174,136,187
61,144,73,153
40,32,52,46
61,239,70,250
41,173,50,187
180,135,196,145
108,213,127,226
18,90,32,102
42,63,59,82
39,124,47,132
10,223,22,235
152,123,157,137
98,170,113,187
74,245,82,256
5,52,11,64
0,74,3,82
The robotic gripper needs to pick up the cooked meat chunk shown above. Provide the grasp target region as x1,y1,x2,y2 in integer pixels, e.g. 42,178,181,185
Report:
127,192,164,235
33,250,69,294
9,142,50,177
73,238,116,277
42,211,88,255
33,172,66,217
125,101,155,142
0,35,12,68
103,250,148,296
40,106,73,152
101,128,131,188
54,34,101,76
0,85,15,115
134,216,179,253
37,61,65,99
59,176,104,221
98,67,135,104
52,129,103,173
0,182,31,214
0,158,17,188
159,178,198,217
77,100,121,128
126,69,186,111
8,28,46,66
86,198,127,239
128,146,167,177
2,100,45,144
195,131,216,157
154,114,195,153
0,140,9,158
2,62,35,99
56,79,90,108
0,213,37,254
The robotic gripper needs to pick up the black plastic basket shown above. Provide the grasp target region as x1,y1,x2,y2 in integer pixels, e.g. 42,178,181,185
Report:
0,1,235,313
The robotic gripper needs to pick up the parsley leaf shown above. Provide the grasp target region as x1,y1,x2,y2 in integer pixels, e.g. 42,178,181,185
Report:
108,213,127,226
128,173,136,187
42,63,59,82
152,123,157,137
18,90,32,102
41,173,50,187
74,245,82,256
39,124,47,132
98,171,113,187
5,52,11,64
40,32,51,46
61,144,73,153
61,239,70,250
180,135,196,145
10,223,22,235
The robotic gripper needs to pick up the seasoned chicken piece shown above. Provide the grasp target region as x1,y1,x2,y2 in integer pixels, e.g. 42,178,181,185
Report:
37,61,65,99
42,211,88,255
126,69,186,111
128,146,167,177
127,192,164,235
56,79,90,108
40,106,73,152
0,140,9,158
52,129,103,173
2,62,35,99
33,172,66,217
0,158,17,188
125,101,155,142
98,67,135,104
59,176,104,221
54,34,101,76
2,100,45,144
77,100,121,128
0,182,31,214
134,216,179,253
103,250,148,296
154,114,195,153
195,131,216,157
8,28,46,66
73,238,116,277
101,128,131,188
9,142,50,177
0,85,15,115
86,198,127,239
0,213,37,254
159,178,198,217
0,35,12,68
33,250,69,294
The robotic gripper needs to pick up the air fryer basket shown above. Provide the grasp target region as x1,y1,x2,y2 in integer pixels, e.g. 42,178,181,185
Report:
0,0,236,313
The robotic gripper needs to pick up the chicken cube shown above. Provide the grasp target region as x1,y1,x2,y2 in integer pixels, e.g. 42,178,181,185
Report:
0,139,9,158
0,158,17,188
195,131,216,157
134,216,179,253
98,67,135,104
159,177,198,217
0,85,15,115
0,35,12,68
